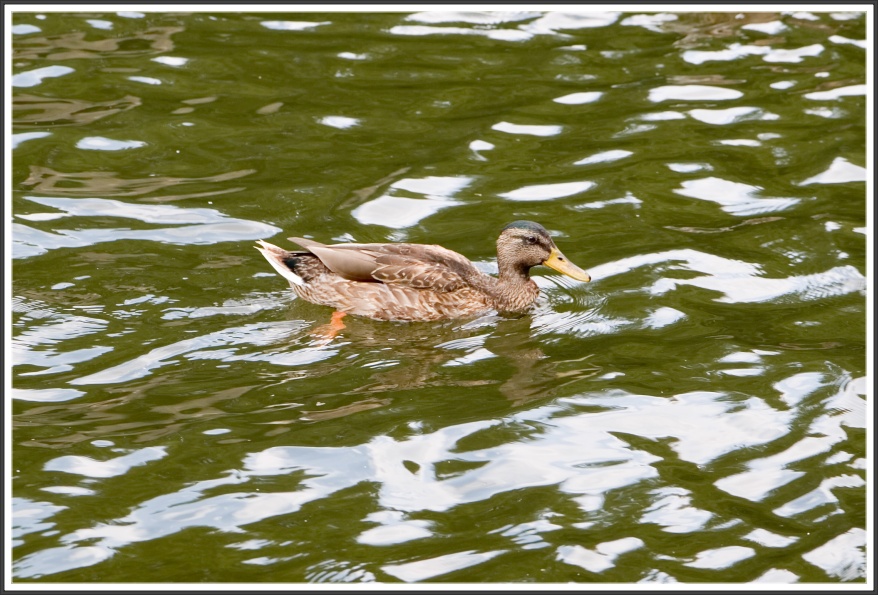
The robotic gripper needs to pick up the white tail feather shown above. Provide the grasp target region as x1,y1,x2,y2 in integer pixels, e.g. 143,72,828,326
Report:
255,240,305,287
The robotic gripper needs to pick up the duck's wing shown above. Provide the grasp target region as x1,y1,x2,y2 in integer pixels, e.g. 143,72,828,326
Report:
290,238,477,292
290,237,383,282
370,246,473,292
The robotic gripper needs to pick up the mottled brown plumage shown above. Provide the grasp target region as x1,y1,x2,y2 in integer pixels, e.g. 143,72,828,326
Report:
255,221,590,322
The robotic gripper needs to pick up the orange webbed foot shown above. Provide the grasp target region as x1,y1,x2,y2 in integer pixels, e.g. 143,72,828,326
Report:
311,311,347,344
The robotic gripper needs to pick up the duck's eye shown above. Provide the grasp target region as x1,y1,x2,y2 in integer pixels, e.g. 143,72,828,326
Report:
524,235,538,245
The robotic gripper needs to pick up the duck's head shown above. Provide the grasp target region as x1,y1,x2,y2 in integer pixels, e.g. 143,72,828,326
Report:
497,220,591,282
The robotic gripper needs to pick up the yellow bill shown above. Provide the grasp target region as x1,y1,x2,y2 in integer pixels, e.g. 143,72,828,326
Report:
543,248,591,282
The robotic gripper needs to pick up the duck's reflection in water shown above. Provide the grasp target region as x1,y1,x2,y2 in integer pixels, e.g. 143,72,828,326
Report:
290,311,601,419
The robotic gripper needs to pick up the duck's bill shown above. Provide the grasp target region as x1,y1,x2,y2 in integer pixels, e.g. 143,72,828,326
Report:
544,248,591,282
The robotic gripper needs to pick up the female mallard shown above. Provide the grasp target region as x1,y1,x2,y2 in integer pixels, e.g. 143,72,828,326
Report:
255,220,590,322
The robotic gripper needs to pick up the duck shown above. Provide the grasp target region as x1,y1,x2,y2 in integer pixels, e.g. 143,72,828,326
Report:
255,220,590,322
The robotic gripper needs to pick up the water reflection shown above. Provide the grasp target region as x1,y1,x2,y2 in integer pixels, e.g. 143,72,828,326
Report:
44,446,167,478
10,65,75,88
13,368,864,580
13,26,182,60
14,194,279,258
11,8,865,585
674,177,799,215
351,175,470,228
13,94,141,127
21,166,255,199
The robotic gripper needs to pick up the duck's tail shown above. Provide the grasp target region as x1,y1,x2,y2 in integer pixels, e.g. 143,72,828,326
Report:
255,240,305,287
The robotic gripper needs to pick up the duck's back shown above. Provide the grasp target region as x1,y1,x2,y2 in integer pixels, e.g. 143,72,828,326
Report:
257,239,496,321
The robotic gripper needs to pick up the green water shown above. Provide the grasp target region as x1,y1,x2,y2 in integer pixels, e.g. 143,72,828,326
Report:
10,9,868,584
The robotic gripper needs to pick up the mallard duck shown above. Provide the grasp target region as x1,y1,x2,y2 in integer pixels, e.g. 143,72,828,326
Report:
255,220,590,322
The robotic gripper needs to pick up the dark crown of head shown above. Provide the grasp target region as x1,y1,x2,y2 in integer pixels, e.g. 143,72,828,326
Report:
503,220,549,235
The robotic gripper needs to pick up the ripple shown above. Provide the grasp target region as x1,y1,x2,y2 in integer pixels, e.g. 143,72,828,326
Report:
390,24,532,42
11,497,67,546
11,131,51,149
13,26,182,61
744,528,798,548
801,528,866,580
12,375,861,578
13,296,112,375
392,175,472,196
12,65,74,88
491,121,563,136
356,511,433,546
742,20,788,34
260,20,329,31
305,559,376,583
682,40,827,65
14,545,112,580
620,13,678,32
15,195,280,258
643,307,685,329
557,538,645,573
683,43,770,65
24,195,235,224
649,85,743,102
663,262,865,304
532,310,623,338
127,75,161,85
12,388,85,403
22,165,252,198
830,34,867,48
318,115,359,129
469,139,494,160
641,488,712,533
13,23,41,34
673,177,799,216
493,519,561,550
685,546,755,570
352,176,471,228
588,248,761,288
355,196,458,228
9,9,865,585
553,91,603,104
152,56,188,66
577,391,792,464
715,138,761,147
76,136,146,151
571,193,642,210
804,106,846,119
86,19,113,30
500,180,594,201
763,43,824,63
42,486,96,497
666,162,711,173
44,446,167,478
13,94,141,128
338,51,368,60
406,11,540,25
640,110,687,121
688,106,774,124
774,474,866,519
523,11,620,33
573,150,632,165
383,549,506,582
161,294,284,320
798,157,866,185
70,321,318,385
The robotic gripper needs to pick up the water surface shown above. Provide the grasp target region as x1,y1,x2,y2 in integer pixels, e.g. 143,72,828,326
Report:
10,9,868,585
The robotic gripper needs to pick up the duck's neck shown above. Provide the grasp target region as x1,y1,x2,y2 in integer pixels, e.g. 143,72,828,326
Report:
490,260,540,312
